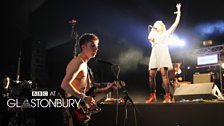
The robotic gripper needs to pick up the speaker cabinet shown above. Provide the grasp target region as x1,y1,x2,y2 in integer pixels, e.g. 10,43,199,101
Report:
193,73,212,83
174,83,223,101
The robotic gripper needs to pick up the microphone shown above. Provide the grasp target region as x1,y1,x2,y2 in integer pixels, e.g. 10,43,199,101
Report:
174,11,180,14
148,25,157,30
96,59,117,66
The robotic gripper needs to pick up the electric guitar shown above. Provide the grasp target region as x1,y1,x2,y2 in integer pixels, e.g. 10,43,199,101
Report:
60,80,126,126
77,80,126,114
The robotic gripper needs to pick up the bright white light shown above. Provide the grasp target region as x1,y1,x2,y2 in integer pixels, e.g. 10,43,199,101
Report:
187,66,190,70
177,69,182,74
168,34,185,47
221,63,224,69
197,54,218,65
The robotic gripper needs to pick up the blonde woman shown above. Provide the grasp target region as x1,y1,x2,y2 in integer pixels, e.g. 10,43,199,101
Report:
146,3,181,103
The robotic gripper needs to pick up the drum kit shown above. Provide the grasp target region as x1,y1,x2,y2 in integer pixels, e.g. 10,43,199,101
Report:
10,80,35,98
0,48,43,125
1,79,36,126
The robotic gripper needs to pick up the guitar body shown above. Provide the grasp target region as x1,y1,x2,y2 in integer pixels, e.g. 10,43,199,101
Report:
62,80,125,126
69,105,91,126
67,87,100,126
67,96,91,126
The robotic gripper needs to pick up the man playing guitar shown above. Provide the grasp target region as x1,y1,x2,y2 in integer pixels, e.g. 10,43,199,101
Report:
60,33,117,126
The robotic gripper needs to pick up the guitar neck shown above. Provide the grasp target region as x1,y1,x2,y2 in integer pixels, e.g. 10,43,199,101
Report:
93,82,110,87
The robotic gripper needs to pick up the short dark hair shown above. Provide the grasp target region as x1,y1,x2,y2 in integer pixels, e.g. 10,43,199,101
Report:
79,33,99,50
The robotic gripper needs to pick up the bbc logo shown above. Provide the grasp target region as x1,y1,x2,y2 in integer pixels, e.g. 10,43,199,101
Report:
32,91,48,96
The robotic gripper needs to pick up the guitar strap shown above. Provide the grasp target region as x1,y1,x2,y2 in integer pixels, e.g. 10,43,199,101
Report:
87,67,94,88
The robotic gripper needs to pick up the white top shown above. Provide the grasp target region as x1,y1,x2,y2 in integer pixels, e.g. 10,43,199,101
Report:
148,32,173,70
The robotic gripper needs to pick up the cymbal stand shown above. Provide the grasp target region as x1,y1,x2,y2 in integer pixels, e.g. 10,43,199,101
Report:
68,19,78,57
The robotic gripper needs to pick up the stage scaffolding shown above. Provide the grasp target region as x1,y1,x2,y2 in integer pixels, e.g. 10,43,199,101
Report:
193,44,224,92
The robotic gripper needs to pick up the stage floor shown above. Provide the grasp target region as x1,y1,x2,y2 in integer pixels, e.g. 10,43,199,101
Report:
89,101,224,126
1,100,223,126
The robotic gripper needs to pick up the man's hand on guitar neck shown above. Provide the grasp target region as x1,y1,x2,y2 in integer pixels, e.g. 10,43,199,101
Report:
94,80,126,93
107,82,119,90
110,80,126,90
94,82,118,94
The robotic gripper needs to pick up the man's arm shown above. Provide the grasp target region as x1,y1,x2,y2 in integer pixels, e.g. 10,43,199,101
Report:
60,59,86,99
93,82,118,94
61,58,96,106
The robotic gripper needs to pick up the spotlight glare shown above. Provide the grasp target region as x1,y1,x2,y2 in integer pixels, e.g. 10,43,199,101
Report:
168,34,185,47
177,69,182,74
221,63,224,69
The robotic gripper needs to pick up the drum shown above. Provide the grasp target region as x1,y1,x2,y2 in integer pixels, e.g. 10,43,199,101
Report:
11,80,33,98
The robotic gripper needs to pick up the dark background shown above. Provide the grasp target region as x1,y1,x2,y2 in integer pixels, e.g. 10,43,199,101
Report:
2,0,224,102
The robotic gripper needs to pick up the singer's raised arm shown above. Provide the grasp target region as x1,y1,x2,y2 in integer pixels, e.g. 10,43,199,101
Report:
167,3,181,34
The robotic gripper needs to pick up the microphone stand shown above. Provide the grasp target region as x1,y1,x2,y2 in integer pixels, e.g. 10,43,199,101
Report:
121,81,138,126
16,50,22,82
112,65,138,126
69,19,78,57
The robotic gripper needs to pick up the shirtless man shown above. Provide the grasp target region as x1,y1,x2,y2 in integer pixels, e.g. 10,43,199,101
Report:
60,33,116,126
61,33,98,106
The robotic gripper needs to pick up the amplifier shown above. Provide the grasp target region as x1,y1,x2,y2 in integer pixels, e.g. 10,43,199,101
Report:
193,73,212,84
174,83,224,101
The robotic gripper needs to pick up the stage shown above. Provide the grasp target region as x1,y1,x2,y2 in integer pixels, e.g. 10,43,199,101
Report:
1,100,224,126
89,101,224,126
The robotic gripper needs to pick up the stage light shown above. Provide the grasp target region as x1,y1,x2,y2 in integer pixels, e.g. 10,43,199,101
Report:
203,40,213,46
221,63,224,69
197,54,218,66
177,77,183,81
187,66,190,70
168,34,185,47
177,69,182,74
